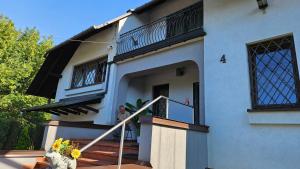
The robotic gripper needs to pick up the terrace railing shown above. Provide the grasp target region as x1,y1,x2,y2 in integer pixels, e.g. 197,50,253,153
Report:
116,2,203,56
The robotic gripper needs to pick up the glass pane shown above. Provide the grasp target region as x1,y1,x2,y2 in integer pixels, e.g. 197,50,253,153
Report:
85,69,96,85
72,68,84,88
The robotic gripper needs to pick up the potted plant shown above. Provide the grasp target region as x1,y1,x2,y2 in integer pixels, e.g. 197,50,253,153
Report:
45,138,81,169
125,98,153,143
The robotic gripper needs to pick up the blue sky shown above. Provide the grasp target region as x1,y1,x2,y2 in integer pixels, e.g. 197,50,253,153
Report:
0,0,149,44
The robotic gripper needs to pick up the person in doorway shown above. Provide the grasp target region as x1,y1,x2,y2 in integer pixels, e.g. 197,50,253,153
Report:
113,105,133,140
117,105,130,123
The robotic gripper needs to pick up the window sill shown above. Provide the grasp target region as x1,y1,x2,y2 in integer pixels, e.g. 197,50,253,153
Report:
247,108,300,125
64,83,105,98
65,83,104,91
247,107,300,113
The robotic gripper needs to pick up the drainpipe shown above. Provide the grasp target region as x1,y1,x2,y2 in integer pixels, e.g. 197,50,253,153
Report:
102,61,113,95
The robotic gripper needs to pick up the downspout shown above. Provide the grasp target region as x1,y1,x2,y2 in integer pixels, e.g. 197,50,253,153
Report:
103,23,118,95
103,62,113,94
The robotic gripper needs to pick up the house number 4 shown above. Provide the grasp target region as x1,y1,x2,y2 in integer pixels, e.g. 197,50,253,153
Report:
220,54,226,63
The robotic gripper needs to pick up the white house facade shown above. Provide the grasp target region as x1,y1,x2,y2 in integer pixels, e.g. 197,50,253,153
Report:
204,0,300,168
7,0,299,169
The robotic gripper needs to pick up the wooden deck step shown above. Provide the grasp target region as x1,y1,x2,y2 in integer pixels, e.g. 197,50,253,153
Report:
73,139,141,168
77,157,115,167
34,157,49,169
72,139,138,148
82,151,138,163
77,164,152,169
72,139,139,154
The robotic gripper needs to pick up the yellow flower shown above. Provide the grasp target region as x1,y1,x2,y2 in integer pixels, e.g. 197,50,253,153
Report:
57,138,63,143
52,141,61,152
62,140,70,145
71,149,81,159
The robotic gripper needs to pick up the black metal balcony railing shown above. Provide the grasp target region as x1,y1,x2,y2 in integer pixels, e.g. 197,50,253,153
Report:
116,2,203,56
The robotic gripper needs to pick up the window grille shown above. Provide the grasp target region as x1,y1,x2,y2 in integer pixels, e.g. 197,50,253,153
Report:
247,35,300,109
71,57,107,89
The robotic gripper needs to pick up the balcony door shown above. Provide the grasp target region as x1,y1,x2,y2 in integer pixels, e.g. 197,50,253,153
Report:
153,84,169,117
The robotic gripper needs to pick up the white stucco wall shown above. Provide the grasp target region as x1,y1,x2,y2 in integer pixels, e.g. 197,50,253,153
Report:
118,12,149,35
204,0,300,168
148,0,201,22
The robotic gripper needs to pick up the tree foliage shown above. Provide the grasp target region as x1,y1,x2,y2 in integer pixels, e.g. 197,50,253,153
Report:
0,16,53,149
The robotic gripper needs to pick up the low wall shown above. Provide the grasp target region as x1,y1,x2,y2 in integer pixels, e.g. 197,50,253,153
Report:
139,117,209,169
0,150,44,169
41,121,112,151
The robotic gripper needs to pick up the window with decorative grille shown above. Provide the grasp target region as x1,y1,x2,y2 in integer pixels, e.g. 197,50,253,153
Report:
71,57,107,89
247,35,300,109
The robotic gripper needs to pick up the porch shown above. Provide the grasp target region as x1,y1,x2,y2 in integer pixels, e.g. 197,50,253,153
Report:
118,61,200,124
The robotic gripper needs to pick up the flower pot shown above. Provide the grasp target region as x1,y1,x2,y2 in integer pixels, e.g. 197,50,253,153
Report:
45,151,76,169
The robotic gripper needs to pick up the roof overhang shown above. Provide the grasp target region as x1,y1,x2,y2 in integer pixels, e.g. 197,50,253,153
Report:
23,93,104,116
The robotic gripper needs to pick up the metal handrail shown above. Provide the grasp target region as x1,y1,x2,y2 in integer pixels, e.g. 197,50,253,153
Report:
79,95,194,169
162,96,194,120
166,97,194,108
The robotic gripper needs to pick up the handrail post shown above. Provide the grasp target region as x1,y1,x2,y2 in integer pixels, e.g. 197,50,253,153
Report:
117,123,126,169
192,108,195,124
166,98,169,119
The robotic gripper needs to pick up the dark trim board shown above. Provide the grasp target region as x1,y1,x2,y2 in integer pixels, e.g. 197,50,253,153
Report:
113,29,206,63
247,106,300,112
24,93,104,116
141,116,209,133
44,120,113,129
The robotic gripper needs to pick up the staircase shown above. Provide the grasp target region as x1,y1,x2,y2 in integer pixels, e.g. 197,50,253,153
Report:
74,139,140,167
34,139,151,169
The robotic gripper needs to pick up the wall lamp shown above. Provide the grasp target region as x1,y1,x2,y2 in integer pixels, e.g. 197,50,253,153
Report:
257,0,268,10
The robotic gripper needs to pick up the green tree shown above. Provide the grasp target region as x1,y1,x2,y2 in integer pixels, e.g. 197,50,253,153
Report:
0,16,53,149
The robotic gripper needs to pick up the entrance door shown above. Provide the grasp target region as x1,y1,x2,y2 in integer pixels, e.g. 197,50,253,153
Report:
153,84,169,117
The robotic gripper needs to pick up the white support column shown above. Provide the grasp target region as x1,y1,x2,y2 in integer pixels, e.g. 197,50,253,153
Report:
166,99,169,119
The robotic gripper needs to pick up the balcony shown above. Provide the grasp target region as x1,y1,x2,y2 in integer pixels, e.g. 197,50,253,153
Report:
114,1,205,62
